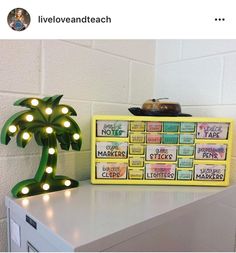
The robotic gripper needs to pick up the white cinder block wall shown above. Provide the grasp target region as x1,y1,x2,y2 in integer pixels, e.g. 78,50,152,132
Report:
0,40,155,251
155,39,236,183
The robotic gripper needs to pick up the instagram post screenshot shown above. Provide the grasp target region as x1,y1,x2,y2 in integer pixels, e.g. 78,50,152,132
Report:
1,0,236,252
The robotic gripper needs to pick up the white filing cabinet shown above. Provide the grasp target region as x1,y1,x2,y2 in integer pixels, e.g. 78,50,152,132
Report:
5,181,236,251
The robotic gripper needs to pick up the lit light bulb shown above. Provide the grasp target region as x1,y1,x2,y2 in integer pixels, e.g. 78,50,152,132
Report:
21,187,29,194
26,114,34,122
64,121,71,128
48,148,55,155
23,132,30,140
46,166,53,174
9,125,17,133
62,107,69,114
46,127,53,134
64,180,71,187
42,183,50,191
45,108,53,115
31,99,39,106
73,133,80,140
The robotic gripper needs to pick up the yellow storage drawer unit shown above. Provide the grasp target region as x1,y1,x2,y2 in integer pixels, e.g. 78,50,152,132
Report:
91,115,234,186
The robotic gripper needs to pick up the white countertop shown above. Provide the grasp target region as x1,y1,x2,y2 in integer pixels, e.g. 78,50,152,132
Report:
5,181,236,251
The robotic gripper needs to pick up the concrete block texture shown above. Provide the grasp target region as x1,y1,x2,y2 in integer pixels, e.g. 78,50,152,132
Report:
182,40,236,59
155,56,223,105
93,40,156,64
130,62,154,104
0,219,7,252
43,40,130,103
0,40,41,94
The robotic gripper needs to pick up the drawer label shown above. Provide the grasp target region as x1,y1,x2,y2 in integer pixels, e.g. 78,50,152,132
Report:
146,133,162,144
196,123,229,139
162,134,178,144
96,142,128,158
97,121,128,137
129,169,144,179
146,164,176,180
177,170,192,180
178,146,195,156
194,164,225,181
195,144,227,160
146,145,177,161
178,158,193,168
130,121,145,131
96,162,127,179
179,134,195,144
146,122,162,132
129,144,145,155
129,157,144,167
180,122,195,132
163,122,179,132
130,132,145,143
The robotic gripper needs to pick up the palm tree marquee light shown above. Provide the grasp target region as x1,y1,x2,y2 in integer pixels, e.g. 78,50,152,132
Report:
73,133,80,140
45,107,53,115
62,107,69,114
42,183,50,191
21,187,29,194
46,127,53,134
9,125,17,133
46,166,53,174
1,95,82,198
48,148,55,155
64,180,71,186
23,132,30,140
31,99,39,106
64,121,71,128
26,114,34,122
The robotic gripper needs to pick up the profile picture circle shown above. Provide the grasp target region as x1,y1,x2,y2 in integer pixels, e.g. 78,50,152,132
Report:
7,8,31,31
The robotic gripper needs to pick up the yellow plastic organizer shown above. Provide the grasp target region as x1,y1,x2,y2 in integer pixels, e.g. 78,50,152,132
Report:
91,115,234,186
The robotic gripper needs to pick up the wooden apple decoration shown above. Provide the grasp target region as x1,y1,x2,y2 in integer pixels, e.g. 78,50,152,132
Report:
142,98,181,114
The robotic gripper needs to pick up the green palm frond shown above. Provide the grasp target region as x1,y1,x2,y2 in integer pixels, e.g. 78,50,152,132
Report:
14,95,63,108
16,130,32,148
14,97,46,108
50,94,63,106
1,110,30,145
1,94,82,150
